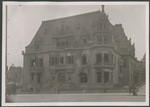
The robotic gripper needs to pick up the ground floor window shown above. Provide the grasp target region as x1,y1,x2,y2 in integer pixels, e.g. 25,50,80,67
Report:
37,73,41,83
97,72,102,83
80,72,87,83
104,72,109,83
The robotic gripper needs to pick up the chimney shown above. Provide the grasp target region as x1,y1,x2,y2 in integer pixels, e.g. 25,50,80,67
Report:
102,5,105,13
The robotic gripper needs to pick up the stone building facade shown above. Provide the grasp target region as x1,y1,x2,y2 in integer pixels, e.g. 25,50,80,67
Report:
22,6,141,93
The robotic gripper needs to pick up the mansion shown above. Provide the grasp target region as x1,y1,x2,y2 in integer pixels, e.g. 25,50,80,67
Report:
22,5,145,93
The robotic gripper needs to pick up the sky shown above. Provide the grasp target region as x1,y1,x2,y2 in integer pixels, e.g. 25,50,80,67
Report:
5,3,147,67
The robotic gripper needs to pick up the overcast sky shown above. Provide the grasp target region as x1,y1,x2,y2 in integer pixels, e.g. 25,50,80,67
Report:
6,3,147,67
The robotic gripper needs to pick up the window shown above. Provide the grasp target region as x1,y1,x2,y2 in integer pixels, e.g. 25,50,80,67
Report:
39,58,43,66
37,73,41,83
104,72,109,83
67,56,72,64
97,72,102,83
80,73,87,83
49,57,55,66
66,53,74,64
96,53,102,64
82,55,87,65
60,56,64,64
104,53,109,63
31,59,35,66
110,54,113,63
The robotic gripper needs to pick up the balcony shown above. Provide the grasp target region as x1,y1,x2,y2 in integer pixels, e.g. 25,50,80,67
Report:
92,62,115,69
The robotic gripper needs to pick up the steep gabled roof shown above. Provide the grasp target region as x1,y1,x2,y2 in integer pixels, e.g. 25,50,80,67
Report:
27,10,109,47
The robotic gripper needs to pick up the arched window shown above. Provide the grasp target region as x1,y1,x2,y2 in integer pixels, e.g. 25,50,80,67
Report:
79,72,87,83
66,53,74,64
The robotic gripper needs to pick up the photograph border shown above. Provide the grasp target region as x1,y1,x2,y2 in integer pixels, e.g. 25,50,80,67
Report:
1,1,149,106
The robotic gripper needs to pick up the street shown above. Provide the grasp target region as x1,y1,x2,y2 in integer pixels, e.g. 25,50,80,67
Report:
6,85,145,102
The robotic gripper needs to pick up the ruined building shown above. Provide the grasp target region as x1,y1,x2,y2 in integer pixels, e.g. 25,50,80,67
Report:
22,6,141,93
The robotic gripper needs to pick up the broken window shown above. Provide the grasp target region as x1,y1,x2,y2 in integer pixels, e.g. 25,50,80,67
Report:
97,72,102,83
82,54,87,65
96,53,102,64
104,53,109,63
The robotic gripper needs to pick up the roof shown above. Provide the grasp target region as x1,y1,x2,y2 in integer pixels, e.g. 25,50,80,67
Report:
27,10,109,48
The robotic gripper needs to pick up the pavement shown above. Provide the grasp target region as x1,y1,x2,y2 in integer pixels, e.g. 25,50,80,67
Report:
6,85,146,103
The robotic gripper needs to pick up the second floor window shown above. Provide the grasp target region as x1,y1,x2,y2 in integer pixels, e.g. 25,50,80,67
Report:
66,53,74,64
104,53,109,63
96,53,102,64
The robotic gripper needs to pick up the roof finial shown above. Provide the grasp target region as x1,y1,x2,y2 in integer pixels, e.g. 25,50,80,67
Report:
102,5,105,13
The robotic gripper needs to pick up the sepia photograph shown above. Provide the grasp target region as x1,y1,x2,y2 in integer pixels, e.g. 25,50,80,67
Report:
2,1,149,106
